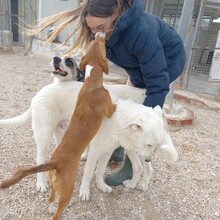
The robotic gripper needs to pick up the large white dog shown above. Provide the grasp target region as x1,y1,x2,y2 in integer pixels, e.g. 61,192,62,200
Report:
0,57,146,193
79,98,178,201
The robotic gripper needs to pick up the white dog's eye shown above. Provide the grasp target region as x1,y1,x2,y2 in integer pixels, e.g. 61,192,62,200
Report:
147,144,152,147
65,58,74,67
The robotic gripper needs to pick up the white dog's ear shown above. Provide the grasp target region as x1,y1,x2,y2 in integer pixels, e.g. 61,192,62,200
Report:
130,124,141,131
127,117,142,131
153,105,162,117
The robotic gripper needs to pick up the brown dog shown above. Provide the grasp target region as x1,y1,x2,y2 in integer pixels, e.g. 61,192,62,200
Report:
0,32,116,220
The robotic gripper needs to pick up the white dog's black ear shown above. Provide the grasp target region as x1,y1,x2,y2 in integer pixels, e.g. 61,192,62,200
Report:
153,105,162,117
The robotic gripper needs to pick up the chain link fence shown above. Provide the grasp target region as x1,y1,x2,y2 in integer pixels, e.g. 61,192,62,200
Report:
185,3,220,97
161,0,220,98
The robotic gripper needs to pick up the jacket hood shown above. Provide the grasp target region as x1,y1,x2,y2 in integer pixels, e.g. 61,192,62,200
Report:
116,0,144,31
106,0,144,47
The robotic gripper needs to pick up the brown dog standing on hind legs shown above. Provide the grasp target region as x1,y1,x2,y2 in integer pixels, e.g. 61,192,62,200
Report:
0,32,116,220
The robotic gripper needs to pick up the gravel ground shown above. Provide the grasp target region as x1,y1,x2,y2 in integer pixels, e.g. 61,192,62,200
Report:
0,51,220,220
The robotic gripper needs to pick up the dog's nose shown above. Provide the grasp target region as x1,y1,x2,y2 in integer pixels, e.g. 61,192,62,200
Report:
53,56,61,65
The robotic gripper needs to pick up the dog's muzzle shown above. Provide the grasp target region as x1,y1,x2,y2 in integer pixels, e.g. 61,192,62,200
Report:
53,67,68,77
52,56,68,77
53,56,61,66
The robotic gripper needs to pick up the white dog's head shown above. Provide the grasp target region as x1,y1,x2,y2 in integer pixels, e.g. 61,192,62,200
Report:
51,56,85,82
117,99,178,164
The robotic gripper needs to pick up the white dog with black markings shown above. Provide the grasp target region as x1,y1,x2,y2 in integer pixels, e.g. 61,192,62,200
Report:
0,56,146,193
79,98,178,201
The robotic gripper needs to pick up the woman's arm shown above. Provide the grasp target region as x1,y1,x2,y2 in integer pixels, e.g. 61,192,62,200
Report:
133,31,170,108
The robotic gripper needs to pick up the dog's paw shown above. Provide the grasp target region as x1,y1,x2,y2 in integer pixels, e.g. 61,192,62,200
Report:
80,153,87,161
79,188,91,201
123,180,137,189
97,182,112,193
49,202,55,214
36,181,48,193
80,146,89,161
136,178,149,191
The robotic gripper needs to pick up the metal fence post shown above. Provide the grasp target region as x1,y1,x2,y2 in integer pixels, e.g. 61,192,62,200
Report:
165,0,195,109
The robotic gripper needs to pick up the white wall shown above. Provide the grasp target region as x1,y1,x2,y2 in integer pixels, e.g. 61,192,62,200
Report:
38,0,78,42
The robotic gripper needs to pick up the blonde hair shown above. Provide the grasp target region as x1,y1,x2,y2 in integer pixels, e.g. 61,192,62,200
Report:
29,0,132,56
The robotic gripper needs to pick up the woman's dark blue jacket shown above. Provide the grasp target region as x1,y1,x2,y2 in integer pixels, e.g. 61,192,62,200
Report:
106,0,186,108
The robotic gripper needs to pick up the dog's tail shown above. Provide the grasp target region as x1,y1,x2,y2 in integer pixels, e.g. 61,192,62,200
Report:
0,161,56,189
0,107,31,127
159,131,178,164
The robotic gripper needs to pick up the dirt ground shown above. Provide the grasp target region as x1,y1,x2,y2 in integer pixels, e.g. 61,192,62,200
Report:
0,50,220,220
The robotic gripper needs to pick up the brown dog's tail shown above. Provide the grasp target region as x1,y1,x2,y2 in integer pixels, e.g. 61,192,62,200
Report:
0,161,56,189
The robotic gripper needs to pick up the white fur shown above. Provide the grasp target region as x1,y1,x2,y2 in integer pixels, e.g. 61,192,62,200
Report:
0,79,146,192
79,99,178,201
85,64,93,79
48,202,55,214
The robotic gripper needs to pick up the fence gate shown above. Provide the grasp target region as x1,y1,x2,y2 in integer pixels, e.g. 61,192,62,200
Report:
0,0,37,47
185,1,220,97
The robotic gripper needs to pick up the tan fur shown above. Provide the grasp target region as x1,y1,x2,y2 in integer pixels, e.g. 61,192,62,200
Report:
0,32,116,220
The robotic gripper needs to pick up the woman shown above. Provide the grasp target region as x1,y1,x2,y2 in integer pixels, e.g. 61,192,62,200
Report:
34,0,186,186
